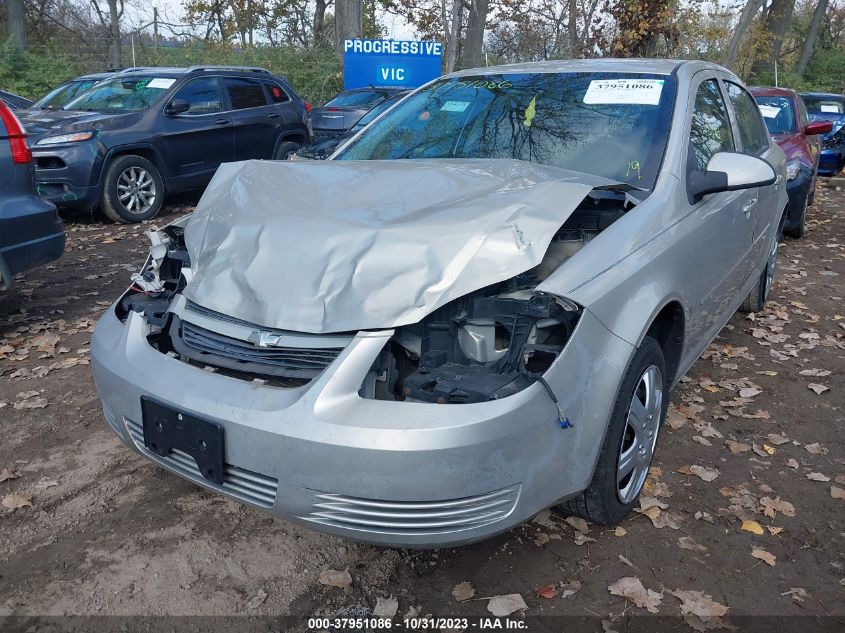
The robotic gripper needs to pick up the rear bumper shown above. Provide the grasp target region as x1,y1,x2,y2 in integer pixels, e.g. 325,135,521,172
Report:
32,142,104,209
784,171,812,230
0,194,65,284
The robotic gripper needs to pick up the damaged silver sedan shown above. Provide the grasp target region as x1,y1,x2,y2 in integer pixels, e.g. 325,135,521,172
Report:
91,59,787,546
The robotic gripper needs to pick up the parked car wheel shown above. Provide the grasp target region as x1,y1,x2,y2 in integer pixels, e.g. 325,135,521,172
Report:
740,225,781,313
101,155,164,223
273,140,300,160
559,336,667,525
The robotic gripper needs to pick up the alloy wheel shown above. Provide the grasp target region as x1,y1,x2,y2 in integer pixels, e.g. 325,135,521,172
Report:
616,364,663,504
117,166,157,215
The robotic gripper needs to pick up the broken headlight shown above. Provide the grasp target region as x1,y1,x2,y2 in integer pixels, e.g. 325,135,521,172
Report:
361,286,582,404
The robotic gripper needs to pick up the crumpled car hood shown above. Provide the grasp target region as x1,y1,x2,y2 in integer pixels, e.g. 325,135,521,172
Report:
182,159,602,333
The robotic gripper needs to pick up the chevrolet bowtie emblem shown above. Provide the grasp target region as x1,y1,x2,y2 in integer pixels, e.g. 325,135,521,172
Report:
249,331,284,347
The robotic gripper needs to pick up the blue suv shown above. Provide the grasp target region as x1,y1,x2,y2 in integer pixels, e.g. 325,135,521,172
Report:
19,66,312,222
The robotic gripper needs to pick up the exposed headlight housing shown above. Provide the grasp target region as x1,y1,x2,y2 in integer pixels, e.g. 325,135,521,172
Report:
785,159,800,181
36,131,96,146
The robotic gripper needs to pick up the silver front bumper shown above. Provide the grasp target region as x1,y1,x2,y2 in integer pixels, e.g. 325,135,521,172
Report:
91,305,633,547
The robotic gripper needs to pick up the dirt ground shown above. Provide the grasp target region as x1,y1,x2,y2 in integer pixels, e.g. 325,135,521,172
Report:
0,185,843,631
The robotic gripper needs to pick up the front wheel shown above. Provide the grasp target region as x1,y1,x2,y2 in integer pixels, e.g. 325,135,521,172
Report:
559,336,667,525
100,155,164,223
273,140,300,160
783,192,807,239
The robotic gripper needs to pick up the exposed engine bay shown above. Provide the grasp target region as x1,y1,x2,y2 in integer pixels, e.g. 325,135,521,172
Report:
117,190,628,404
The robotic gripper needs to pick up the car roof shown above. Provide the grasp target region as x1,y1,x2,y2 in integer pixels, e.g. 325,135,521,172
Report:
749,86,797,98
74,72,117,81
799,92,845,99
448,58,691,77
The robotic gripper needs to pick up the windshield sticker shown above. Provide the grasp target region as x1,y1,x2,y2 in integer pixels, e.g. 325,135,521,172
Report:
523,95,537,128
440,100,470,112
820,104,841,113
757,105,781,118
147,78,176,90
583,79,664,105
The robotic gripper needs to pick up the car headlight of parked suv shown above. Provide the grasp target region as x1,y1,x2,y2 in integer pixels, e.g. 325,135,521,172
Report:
36,131,96,146
785,159,800,181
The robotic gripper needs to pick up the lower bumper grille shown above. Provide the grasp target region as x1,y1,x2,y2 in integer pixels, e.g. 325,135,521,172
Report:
304,486,521,535
124,418,278,507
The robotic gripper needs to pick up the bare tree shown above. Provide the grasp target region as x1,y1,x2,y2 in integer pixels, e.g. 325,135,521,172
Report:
462,0,489,68
725,0,765,69
6,0,28,49
335,0,363,66
441,0,462,72
751,0,797,77
797,0,830,75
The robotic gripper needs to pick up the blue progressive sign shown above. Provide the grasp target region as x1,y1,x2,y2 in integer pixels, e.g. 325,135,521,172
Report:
343,39,443,90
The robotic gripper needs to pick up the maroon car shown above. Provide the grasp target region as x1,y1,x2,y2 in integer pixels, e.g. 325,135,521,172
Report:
751,86,832,238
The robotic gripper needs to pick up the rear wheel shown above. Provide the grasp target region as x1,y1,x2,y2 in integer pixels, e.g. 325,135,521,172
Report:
740,223,780,313
559,336,667,525
273,140,299,160
101,155,164,223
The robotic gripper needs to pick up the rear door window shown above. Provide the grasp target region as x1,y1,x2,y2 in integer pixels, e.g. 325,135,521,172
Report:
264,81,289,103
725,81,770,155
689,79,735,171
224,78,269,110
170,77,223,115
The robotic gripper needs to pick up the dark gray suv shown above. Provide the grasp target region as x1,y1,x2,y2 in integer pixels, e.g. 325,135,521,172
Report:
0,101,65,290
19,66,312,223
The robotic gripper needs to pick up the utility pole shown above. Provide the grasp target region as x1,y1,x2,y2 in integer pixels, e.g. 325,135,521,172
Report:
154,7,159,50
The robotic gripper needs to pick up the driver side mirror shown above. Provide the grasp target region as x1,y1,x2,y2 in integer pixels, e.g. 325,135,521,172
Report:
688,152,777,203
165,99,190,115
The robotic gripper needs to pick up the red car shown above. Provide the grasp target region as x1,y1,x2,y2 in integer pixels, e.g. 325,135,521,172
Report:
751,86,832,238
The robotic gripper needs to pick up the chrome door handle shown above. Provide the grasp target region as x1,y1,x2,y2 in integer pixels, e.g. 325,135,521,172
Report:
742,198,757,215
267,113,280,119
213,119,230,126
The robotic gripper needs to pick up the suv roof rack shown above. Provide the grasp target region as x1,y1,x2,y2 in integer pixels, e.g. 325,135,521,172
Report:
186,65,272,74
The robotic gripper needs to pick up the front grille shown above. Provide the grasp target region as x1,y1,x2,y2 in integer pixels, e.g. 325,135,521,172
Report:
303,486,521,535
170,316,343,381
125,418,278,507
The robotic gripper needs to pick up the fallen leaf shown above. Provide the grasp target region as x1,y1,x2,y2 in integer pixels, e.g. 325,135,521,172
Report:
786,458,799,469
1,493,32,510
318,569,352,589
607,576,662,613
565,516,589,534
573,532,596,545
767,526,783,535
487,594,527,617
30,331,60,354
560,579,581,598
671,589,729,630
831,486,845,500
725,440,751,454
807,383,829,395
639,496,668,510
781,588,808,602
689,465,719,482
806,472,830,482
741,520,765,535
739,387,762,398
246,589,267,610
798,368,831,377
666,408,688,430
452,581,475,602
752,548,776,566
535,584,557,599
695,511,715,524
760,497,795,518
804,442,827,455
614,526,627,537
373,596,398,618
766,433,790,445
678,536,707,552
13,397,48,410
0,468,20,483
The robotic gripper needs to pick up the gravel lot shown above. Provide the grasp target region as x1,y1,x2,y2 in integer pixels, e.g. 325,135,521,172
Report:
1,187,843,630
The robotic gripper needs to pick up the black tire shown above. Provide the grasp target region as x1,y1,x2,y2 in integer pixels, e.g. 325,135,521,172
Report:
101,154,164,223
273,140,300,160
558,336,668,525
740,213,784,313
